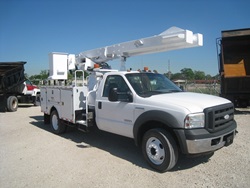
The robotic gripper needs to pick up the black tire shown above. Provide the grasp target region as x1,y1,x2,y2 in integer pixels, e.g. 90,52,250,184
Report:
50,110,66,134
44,113,50,124
7,96,18,112
33,93,40,106
142,128,178,172
32,96,37,106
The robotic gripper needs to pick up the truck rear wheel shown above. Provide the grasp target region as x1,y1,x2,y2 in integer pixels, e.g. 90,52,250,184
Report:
50,110,66,134
7,96,18,112
142,128,178,172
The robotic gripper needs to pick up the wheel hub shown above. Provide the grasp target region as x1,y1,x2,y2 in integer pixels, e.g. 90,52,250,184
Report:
12,100,17,109
151,147,157,155
146,137,165,165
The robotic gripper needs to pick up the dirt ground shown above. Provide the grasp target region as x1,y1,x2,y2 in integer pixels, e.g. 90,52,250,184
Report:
1,105,250,188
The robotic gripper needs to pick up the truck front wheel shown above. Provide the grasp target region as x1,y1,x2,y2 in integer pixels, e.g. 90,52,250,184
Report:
142,128,178,172
50,110,66,134
7,96,18,112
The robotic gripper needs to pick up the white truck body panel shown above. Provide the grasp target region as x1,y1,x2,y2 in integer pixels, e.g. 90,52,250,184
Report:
147,92,231,113
41,86,88,123
95,95,135,138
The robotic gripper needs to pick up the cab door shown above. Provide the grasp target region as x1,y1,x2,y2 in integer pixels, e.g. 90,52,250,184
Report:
95,75,134,138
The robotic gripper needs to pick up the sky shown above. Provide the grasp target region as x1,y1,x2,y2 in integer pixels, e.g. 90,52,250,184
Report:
0,0,249,76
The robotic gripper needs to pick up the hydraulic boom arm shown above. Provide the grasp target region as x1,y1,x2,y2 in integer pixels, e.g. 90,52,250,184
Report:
49,26,203,79
77,26,203,70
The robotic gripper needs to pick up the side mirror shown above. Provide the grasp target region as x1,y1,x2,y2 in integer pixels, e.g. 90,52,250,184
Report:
108,88,118,102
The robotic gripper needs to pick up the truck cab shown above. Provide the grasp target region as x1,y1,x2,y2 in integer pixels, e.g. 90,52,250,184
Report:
94,71,236,171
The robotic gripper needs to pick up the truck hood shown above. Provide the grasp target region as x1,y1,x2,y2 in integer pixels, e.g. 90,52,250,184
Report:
145,92,231,113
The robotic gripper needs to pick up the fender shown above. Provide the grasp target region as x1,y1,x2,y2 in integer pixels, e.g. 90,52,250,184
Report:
133,110,180,146
32,88,40,97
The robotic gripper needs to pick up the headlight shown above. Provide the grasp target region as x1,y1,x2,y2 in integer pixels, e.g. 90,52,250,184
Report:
184,113,204,129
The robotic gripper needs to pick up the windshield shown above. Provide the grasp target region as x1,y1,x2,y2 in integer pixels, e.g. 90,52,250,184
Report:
126,73,182,97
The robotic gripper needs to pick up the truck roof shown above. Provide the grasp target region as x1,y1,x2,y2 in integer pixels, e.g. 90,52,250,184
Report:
100,70,136,76
103,70,162,77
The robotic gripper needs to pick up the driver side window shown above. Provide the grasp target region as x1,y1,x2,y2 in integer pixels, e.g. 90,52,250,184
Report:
103,75,130,97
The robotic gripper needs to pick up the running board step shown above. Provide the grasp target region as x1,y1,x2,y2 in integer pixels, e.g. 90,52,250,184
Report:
76,120,87,125
76,120,89,132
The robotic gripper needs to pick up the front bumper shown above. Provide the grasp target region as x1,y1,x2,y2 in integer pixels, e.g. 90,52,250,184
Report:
174,120,237,154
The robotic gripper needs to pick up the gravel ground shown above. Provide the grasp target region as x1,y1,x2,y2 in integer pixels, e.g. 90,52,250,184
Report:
0,105,250,188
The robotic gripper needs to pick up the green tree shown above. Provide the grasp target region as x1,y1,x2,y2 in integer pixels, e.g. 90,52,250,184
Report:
170,72,184,80
180,68,194,80
194,70,206,80
29,70,49,84
212,74,220,80
205,74,212,80
39,70,49,79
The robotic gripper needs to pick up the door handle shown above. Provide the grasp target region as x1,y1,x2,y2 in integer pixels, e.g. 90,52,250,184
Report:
98,102,102,109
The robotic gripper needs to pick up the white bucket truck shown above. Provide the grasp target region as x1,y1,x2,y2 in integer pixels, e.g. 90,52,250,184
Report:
40,27,237,172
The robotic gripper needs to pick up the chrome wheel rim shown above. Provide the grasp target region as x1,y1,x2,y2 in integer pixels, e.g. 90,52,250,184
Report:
12,100,17,109
52,114,58,130
146,137,165,165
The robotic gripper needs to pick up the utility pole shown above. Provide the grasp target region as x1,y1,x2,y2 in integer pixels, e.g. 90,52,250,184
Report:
168,60,171,79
